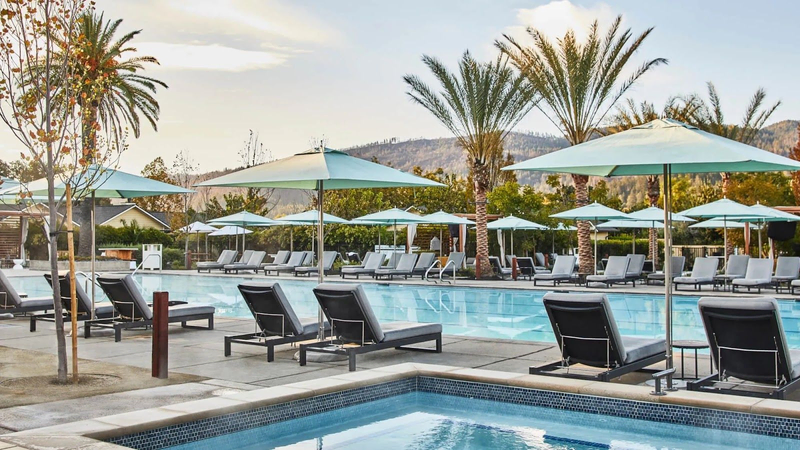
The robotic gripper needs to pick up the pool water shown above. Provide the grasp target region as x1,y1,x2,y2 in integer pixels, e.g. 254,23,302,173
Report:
11,273,800,345
163,392,799,449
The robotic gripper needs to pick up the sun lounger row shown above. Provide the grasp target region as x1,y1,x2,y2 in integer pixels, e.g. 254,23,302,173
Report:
672,256,800,292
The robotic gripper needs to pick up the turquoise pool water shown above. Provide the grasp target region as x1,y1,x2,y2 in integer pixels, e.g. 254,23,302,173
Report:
164,392,798,449
11,273,800,345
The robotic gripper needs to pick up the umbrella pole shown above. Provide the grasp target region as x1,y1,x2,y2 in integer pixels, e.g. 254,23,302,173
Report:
632,228,635,254
593,223,598,275
511,229,514,256
723,217,727,270
317,183,325,340
439,226,443,258
663,164,675,389
90,192,96,319
758,222,763,257
290,226,293,252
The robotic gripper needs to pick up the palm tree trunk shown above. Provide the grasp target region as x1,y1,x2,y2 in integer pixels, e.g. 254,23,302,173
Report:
646,175,660,269
573,174,593,274
721,172,734,257
76,199,92,257
474,167,491,279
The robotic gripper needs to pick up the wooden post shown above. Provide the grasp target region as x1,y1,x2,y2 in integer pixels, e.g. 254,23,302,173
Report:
511,256,518,280
152,291,168,379
65,184,79,383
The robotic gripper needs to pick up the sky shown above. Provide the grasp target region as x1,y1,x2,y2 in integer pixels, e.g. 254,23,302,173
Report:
1,0,798,174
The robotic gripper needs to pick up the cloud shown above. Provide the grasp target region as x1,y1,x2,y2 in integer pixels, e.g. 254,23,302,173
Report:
136,42,287,72
505,1,617,42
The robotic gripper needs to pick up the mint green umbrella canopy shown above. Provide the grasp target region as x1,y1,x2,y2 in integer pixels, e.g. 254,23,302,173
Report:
551,202,630,221
689,218,759,229
503,119,800,381
551,222,577,231
277,210,349,224
199,147,443,340
208,211,277,226
736,204,800,223
628,206,694,223
352,208,426,250
598,219,664,229
487,215,547,256
421,210,475,225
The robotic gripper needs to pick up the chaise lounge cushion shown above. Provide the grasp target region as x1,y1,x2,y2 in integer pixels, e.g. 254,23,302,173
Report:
673,276,711,284
621,336,666,364
381,321,442,342
18,297,55,310
167,304,216,319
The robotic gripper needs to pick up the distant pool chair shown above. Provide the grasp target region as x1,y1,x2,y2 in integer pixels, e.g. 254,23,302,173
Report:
411,252,436,278
488,256,512,280
673,257,719,291
225,282,329,362
731,258,774,293
340,252,383,279
31,273,115,332
771,256,800,292
196,250,237,273
624,254,646,286
301,283,442,371
531,292,666,381
89,274,215,342
533,255,575,286
224,251,266,274
689,297,800,399
713,254,749,291
261,250,291,270
585,256,630,288
0,268,53,314
646,256,685,285
294,251,339,277
265,251,311,276
515,257,538,280
374,253,418,280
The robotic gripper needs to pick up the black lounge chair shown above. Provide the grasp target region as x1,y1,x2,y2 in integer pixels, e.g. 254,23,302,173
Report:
585,256,630,288
624,254,646,286
688,297,800,399
731,258,774,293
411,253,436,277
488,256,511,279
514,257,540,280
197,250,237,273
224,251,266,274
535,252,548,271
772,256,800,292
0,269,53,314
262,250,291,270
424,252,465,283
533,255,575,286
300,283,442,371
265,251,312,276
88,274,215,342
31,273,115,331
294,251,339,276
225,282,328,361
340,252,382,279
673,257,719,291
374,253,418,280
646,256,685,285
531,292,666,381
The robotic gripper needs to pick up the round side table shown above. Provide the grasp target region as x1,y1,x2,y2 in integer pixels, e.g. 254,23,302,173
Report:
673,340,711,380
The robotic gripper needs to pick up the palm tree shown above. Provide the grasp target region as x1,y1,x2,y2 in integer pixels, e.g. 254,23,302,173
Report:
404,52,536,277
605,96,703,268
71,10,168,256
497,16,666,274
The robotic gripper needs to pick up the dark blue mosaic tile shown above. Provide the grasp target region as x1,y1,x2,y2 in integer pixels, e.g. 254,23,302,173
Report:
110,376,800,449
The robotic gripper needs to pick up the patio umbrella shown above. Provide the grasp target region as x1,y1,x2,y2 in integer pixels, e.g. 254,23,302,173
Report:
597,219,664,254
352,208,427,253
208,225,252,249
487,215,547,256
551,202,630,274
679,199,769,269
689,218,756,229
277,210,349,257
504,118,800,387
549,222,577,254
198,146,443,339
421,211,475,257
4,165,193,315
178,221,218,255
713,203,799,256
208,211,278,251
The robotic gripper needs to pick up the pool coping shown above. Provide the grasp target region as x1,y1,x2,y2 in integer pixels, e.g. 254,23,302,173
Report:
5,363,800,449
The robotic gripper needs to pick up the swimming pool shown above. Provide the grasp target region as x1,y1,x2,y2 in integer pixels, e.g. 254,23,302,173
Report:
160,391,798,450
11,273,800,345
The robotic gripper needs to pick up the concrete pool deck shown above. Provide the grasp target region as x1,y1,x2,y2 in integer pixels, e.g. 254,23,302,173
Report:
2,268,799,446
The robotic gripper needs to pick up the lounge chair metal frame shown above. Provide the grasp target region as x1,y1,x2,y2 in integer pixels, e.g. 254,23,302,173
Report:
30,274,114,332
224,311,323,362
300,284,442,371
687,297,800,399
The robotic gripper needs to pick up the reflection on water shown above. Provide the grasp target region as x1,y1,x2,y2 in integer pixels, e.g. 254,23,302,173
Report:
9,273,800,346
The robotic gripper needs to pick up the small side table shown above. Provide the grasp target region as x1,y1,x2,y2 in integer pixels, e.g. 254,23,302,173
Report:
673,340,711,380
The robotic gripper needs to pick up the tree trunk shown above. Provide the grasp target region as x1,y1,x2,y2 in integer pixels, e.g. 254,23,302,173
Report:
45,168,67,383
65,185,79,383
473,166,492,279
573,174,593,274
76,199,92,257
646,175,660,269
721,172,734,257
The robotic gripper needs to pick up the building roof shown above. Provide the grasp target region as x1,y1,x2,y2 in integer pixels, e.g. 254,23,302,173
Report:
73,204,171,229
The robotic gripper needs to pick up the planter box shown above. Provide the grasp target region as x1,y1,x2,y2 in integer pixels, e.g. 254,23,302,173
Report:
28,259,131,272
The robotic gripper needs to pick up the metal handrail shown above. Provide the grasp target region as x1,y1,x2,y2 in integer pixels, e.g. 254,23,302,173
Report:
131,253,162,277
424,259,457,284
